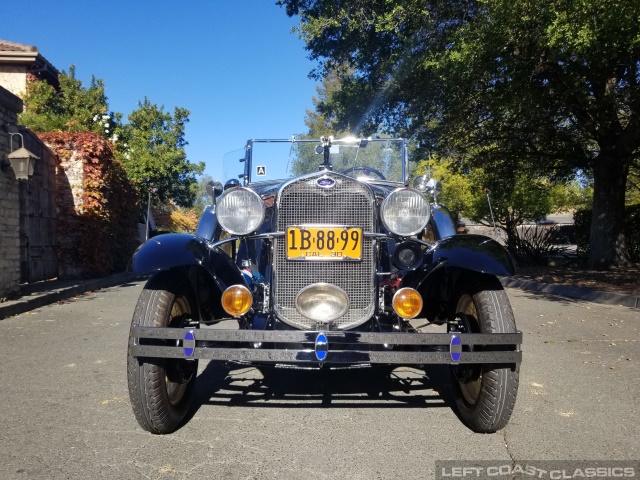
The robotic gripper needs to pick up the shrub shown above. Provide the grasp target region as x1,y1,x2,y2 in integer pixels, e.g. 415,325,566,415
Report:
505,225,568,266
154,203,199,234
552,224,576,245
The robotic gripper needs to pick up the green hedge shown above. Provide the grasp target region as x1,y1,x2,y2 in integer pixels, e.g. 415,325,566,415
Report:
574,204,640,262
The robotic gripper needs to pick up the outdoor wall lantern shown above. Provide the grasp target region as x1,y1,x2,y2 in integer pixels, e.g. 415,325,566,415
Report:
2,124,39,181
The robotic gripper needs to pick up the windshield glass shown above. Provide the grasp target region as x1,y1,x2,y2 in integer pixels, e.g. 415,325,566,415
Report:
223,137,409,185
223,148,246,183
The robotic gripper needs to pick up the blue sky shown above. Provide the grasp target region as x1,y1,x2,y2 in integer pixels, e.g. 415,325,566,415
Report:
2,1,318,181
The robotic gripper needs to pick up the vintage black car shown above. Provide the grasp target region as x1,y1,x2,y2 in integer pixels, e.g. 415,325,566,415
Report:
127,136,521,435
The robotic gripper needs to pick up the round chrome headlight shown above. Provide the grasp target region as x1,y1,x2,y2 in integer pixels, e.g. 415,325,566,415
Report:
380,188,431,236
216,187,265,235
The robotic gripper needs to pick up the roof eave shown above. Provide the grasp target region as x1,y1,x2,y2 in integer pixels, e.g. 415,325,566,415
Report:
0,51,39,63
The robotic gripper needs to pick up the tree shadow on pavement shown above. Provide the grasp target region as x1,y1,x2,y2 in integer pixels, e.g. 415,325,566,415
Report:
503,279,639,309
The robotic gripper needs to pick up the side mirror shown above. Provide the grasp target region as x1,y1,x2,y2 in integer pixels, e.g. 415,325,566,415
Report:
414,176,443,203
206,180,224,199
425,179,443,198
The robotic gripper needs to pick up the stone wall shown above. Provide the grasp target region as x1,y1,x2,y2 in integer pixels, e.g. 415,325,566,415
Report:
20,127,58,283
40,132,139,279
55,144,85,279
0,86,23,299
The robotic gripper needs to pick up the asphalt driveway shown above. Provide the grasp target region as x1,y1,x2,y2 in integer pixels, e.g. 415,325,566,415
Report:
0,281,637,479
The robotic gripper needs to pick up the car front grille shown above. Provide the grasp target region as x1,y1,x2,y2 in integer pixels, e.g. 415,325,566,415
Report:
273,173,376,329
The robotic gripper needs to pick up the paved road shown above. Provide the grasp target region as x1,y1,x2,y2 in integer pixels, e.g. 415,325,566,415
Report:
0,281,638,480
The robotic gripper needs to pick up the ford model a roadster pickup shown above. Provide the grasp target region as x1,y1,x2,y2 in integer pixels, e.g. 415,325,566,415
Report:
127,136,521,434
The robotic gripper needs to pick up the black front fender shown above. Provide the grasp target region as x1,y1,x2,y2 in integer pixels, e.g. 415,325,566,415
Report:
402,234,514,323
128,233,245,292
426,234,515,276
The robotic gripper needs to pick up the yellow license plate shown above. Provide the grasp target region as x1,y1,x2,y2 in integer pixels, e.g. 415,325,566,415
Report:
286,226,362,260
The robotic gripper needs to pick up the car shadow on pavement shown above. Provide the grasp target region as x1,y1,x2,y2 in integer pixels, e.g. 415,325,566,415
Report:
183,361,457,426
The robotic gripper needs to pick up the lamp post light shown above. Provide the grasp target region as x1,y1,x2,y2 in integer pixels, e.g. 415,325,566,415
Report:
2,126,39,181
5,146,39,180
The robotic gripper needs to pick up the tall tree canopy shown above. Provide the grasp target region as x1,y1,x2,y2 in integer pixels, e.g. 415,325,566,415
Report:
19,65,119,136
279,0,640,268
20,70,204,209
116,99,204,208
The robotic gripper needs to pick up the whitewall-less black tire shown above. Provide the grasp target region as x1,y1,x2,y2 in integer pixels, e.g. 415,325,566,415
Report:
449,275,519,433
127,274,198,434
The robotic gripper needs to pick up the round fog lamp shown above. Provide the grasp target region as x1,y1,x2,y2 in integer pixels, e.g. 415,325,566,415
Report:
295,283,349,323
392,241,423,270
399,249,416,264
222,285,252,317
392,288,423,319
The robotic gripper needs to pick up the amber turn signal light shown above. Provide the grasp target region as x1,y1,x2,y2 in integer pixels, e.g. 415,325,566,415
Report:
221,285,252,317
392,287,423,319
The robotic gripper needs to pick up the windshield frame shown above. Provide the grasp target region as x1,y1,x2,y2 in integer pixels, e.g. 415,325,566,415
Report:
240,137,409,186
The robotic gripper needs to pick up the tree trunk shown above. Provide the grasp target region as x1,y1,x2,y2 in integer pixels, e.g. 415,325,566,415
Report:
588,156,629,269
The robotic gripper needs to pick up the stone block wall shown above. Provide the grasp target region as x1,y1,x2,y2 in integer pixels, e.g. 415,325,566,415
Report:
0,86,23,299
40,132,139,279
55,146,85,279
20,127,58,283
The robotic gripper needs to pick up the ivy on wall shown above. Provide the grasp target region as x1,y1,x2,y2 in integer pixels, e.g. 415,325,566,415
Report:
39,132,139,277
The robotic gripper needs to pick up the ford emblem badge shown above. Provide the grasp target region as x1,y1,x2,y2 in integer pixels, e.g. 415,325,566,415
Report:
317,177,335,189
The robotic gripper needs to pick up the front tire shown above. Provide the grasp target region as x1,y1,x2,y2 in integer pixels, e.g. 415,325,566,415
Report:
127,273,198,434
449,275,519,433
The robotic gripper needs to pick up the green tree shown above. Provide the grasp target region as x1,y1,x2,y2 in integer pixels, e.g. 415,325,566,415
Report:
469,168,551,241
116,98,204,208
20,67,202,210
279,0,640,268
20,65,120,136
304,67,352,137
413,154,474,221
190,174,215,215
294,69,408,178
414,154,552,236
549,179,593,213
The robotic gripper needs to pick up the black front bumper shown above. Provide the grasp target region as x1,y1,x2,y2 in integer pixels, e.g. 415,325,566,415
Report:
129,327,522,366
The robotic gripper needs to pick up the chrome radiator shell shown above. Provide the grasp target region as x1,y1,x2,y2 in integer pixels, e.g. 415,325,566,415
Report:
273,173,376,329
